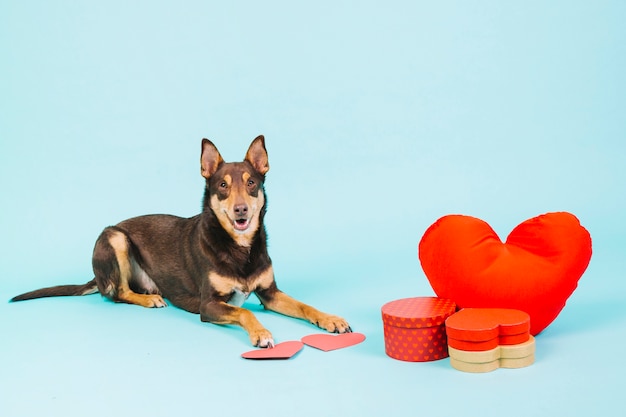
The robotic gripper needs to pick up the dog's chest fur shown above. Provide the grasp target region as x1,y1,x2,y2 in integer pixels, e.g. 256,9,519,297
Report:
207,266,274,305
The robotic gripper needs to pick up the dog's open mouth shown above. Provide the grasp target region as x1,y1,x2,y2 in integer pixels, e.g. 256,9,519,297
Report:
234,218,250,231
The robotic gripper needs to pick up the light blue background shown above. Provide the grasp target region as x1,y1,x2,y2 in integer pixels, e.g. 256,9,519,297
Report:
2,1,625,416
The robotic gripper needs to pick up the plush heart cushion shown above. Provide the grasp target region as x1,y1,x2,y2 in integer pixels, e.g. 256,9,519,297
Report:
419,212,592,335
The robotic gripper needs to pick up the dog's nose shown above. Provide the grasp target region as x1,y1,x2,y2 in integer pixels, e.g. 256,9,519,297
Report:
234,204,248,217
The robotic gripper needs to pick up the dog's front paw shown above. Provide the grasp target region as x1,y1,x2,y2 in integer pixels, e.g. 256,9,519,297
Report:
147,295,168,308
314,314,352,334
249,328,275,348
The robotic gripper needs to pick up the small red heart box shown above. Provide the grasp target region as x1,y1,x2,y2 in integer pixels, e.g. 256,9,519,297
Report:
445,308,530,351
381,297,457,362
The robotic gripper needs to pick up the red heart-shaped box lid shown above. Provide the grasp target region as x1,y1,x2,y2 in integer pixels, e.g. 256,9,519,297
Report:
445,308,530,351
419,212,592,335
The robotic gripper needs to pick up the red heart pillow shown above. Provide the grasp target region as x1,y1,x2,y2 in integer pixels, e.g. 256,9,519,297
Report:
419,212,592,335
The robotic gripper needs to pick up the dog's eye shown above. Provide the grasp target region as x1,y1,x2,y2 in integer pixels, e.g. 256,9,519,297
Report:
247,179,255,187
219,181,227,189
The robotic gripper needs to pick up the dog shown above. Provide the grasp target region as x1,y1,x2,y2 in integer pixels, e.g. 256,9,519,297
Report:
11,136,351,347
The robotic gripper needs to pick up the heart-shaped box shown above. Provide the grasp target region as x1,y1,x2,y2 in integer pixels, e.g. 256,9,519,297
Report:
445,308,530,351
381,297,456,362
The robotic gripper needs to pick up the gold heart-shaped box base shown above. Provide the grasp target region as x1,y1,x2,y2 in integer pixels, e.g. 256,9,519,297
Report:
448,336,536,373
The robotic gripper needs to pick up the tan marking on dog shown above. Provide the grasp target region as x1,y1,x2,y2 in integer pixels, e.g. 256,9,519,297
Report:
253,266,275,290
109,231,166,308
208,302,274,347
258,290,351,334
208,266,275,297
247,190,264,237
204,266,276,346
80,286,99,296
209,186,265,247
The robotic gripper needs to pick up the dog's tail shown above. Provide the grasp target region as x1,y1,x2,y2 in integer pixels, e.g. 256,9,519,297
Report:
10,279,99,302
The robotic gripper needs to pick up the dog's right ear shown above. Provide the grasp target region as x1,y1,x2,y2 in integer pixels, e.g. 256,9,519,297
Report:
201,139,224,179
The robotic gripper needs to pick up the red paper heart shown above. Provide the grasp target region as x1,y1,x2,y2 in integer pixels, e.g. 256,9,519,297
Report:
241,341,304,360
419,212,592,335
301,332,366,351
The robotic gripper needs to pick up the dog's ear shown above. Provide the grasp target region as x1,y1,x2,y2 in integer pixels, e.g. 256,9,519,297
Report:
245,135,269,175
201,139,224,179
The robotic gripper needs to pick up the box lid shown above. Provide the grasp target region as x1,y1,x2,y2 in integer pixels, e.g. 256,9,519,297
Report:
381,297,456,329
445,308,530,344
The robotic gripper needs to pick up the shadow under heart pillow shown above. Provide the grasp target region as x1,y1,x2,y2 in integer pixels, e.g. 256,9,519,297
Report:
418,212,592,335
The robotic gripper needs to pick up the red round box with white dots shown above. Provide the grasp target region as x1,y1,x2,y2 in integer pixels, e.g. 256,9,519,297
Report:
381,297,457,362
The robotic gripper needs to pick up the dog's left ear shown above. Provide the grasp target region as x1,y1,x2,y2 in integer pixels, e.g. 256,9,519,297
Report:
201,139,225,179
245,135,269,175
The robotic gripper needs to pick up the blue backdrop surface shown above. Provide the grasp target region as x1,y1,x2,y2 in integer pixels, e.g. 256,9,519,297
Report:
1,1,625,416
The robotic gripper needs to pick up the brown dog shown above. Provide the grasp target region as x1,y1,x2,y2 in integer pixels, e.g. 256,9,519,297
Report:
11,136,351,347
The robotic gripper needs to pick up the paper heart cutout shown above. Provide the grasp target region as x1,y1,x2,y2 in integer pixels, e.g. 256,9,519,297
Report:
419,212,592,335
445,308,530,351
301,332,366,351
241,341,304,360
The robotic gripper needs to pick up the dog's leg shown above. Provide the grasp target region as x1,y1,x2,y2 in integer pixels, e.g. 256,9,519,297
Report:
200,301,274,347
92,228,167,308
256,286,352,334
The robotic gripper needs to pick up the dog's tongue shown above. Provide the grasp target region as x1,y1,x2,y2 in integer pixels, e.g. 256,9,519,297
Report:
234,219,249,231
